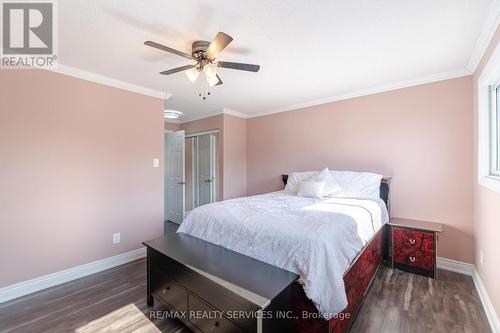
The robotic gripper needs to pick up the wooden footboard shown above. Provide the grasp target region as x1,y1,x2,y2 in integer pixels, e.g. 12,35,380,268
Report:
292,225,386,333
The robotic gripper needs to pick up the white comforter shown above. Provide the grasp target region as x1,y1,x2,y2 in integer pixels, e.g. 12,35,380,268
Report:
177,191,389,317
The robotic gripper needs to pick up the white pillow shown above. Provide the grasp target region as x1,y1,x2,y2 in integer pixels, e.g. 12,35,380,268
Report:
329,170,382,200
297,181,325,199
284,171,316,194
307,168,342,196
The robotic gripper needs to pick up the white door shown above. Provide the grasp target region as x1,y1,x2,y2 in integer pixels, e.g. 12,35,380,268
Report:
197,134,216,206
165,130,185,224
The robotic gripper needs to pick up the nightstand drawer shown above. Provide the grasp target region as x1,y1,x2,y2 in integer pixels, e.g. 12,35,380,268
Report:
392,227,435,271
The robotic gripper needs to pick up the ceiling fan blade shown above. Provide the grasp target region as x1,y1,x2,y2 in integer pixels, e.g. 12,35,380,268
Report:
217,61,260,72
160,65,194,75
205,32,233,59
144,41,193,60
215,74,223,86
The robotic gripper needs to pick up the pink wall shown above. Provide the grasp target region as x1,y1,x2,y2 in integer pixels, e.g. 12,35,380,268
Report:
165,121,180,131
247,77,474,263
472,26,500,317
180,115,223,135
222,114,247,199
0,69,165,288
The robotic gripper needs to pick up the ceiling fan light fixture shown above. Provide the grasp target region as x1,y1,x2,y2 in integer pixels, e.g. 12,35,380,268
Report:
185,67,199,82
164,109,183,119
203,63,218,78
207,75,219,87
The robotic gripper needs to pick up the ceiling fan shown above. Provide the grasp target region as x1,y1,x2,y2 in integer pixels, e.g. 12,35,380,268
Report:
144,32,260,99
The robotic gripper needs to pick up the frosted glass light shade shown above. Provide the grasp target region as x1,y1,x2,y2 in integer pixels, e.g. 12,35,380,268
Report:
185,68,199,82
207,75,219,87
203,64,218,78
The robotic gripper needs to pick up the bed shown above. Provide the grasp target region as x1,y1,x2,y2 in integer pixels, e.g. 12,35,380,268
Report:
177,172,391,332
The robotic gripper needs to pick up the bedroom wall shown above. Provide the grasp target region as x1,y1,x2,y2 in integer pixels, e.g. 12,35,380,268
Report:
247,76,474,263
222,114,247,199
472,26,500,318
164,121,180,131
0,69,164,288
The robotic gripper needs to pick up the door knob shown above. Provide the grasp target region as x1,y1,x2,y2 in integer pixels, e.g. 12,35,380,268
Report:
177,181,185,185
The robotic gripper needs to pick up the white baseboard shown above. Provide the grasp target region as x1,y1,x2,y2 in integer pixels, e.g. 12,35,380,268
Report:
437,256,499,333
1,251,498,333
0,247,146,304
472,268,500,333
437,256,474,276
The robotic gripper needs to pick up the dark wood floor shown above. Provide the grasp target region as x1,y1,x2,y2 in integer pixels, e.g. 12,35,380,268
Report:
0,258,189,333
164,220,180,233
0,224,490,333
350,267,491,333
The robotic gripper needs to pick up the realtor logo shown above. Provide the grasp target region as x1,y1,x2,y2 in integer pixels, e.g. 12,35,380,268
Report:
1,0,58,68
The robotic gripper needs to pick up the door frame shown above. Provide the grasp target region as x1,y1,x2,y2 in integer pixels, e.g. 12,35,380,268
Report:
164,130,185,224
185,129,220,138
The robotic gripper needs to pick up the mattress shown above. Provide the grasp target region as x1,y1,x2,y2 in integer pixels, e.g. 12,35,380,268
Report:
177,191,389,317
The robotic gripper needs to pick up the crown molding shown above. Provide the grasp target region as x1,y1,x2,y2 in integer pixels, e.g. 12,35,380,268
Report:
177,68,469,122
164,119,181,124
248,68,470,119
180,108,225,123
221,108,249,119
179,107,248,123
466,0,500,73
48,65,167,99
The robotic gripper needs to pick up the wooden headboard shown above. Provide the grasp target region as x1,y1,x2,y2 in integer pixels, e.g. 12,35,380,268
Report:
281,174,392,215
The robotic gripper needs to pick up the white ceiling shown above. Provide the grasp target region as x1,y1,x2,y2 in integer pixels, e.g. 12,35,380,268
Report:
59,0,493,121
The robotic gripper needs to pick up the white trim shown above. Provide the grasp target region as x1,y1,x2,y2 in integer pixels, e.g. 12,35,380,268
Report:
437,257,474,276
165,119,181,125
180,108,225,123
48,65,167,99
473,268,500,333
466,0,500,73
222,108,249,119
437,257,499,333
0,248,146,304
176,69,469,123
185,129,220,138
479,176,500,193
248,69,469,118
478,41,500,194
179,108,248,123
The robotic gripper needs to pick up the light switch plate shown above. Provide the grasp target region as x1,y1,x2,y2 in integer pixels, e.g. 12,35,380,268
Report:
153,158,160,168
113,233,120,244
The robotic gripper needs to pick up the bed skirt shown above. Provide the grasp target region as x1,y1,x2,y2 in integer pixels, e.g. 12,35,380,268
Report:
292,225,386,333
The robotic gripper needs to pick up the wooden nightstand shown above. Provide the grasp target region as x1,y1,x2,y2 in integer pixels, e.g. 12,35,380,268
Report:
389,218,443,279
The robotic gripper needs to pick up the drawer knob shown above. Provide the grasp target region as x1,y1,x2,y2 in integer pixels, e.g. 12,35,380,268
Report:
210,321,220,331
162,286,171,293
409,256,416,262
409,238,416,245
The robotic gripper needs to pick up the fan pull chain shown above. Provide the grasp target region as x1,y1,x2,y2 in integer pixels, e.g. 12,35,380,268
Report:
197,71,214,100
203,75,206,100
